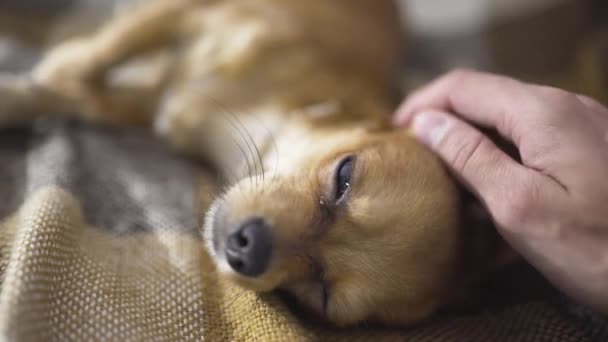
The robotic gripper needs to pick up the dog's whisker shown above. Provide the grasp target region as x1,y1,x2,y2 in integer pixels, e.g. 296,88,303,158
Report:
210,98,264,190
229,137,253,187
206,97,262,189
228,112,264,190
199,95,258,188
246,111,279,183
224,117,257,189
216,128,249,189
222,288,248,310
184,86,255,187
250,128,265,188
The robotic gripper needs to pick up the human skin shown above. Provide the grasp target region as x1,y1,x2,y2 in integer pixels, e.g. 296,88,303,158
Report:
394,69,608,314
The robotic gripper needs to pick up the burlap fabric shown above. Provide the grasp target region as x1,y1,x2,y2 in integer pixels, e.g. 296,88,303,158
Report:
1,1,608,341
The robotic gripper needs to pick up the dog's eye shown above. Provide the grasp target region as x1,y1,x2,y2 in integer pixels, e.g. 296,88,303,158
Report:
334,156,354,203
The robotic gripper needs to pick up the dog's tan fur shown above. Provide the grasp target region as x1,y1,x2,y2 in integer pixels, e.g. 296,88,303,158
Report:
0,0,511,327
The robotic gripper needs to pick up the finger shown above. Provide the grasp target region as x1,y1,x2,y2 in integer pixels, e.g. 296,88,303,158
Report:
575,94,608,114
394,69,523,126
575,94,608,127
394,69,561,146
410,110,537,212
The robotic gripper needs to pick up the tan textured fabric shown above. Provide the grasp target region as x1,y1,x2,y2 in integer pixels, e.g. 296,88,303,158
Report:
0,185,593,342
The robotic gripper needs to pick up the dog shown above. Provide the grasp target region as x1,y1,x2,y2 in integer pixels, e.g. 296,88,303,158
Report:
0,0,516,327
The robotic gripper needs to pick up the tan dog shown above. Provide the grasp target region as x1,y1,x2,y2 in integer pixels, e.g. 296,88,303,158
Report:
0,0,513,327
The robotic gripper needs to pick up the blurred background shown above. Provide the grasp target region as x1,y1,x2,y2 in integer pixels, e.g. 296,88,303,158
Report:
0,0,606,102
397,0,608,104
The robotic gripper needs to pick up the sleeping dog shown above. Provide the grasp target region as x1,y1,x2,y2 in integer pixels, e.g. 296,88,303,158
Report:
0,0,515,326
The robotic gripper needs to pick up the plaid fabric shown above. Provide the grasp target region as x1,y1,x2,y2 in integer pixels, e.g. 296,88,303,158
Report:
0,1,607,341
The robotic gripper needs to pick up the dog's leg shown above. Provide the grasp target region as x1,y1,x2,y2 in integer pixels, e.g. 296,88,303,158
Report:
0,49,174,127
14,0,202,126
34,0,198,84
83,0,201,73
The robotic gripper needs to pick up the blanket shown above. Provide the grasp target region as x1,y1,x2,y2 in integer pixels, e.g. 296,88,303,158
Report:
0,1,607,341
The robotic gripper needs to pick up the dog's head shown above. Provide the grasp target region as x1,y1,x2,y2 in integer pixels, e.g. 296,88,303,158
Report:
203,124,483,326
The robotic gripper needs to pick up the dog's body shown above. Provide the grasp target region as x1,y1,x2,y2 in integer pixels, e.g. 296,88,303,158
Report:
0,0,511,327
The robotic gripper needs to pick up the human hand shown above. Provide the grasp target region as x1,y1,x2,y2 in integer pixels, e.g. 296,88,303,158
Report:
394,69,608,313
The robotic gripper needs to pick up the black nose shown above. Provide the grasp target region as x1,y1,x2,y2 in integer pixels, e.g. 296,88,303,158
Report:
225,217,272,277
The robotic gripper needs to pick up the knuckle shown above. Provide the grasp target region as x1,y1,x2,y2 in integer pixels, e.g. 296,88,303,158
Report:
443,68,475,86
496,183,538,228
576,94,608,114
529,85,580,126
440,129,486,174
535,86,579,110
536,85,572,99
576,94,597,105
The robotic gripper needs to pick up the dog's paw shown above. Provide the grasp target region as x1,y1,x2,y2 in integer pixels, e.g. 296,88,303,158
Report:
32,39,100,97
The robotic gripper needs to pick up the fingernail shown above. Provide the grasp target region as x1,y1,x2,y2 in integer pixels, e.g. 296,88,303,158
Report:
411,111,451,147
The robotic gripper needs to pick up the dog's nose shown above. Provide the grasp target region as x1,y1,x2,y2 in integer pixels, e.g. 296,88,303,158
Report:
225,217,272,277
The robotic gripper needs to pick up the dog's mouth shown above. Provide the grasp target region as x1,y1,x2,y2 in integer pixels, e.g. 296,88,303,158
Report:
277,280,331,321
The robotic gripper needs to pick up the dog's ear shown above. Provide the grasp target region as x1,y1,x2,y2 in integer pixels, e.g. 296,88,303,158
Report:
461,193,520,272
461,125,521,270
446,192,522,309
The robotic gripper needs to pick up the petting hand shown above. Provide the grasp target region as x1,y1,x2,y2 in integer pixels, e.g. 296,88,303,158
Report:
394,69,608,313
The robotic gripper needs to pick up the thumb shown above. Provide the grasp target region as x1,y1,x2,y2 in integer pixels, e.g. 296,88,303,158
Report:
410,110,529,210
